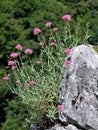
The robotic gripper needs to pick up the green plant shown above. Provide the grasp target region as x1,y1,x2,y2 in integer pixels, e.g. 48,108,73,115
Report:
3,14,90,125
1,98,30,130
2,118,19,130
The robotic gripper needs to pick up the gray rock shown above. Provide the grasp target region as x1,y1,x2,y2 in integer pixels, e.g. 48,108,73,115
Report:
47,124,81,130
30,123,44,130
66,124,81,130
47,124,66,130
59,45,98,130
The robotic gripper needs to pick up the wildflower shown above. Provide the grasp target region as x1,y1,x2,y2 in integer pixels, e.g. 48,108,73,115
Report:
53,27,58,31
39,42,45,46
62,14,71,21
15,80,20,84
45,22,52,27
24,48,33,55
24,83,30,88
7,74,11,77
3,76,9,81
33,28,42,35
50,42,56,47
64,60,71,65
29,81,36,85
15,44,23,51
86,22,90,27
11,66,16,70
36,60,41,64
58,105,64,111
8,60,15,66
10,52,18,58
64,48,71,55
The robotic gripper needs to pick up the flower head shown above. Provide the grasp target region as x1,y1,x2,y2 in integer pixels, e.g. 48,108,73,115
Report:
3,76,9,81
33,28,42,35
64,60,71,65
24,83,30,88
7,74,11,77
11,66,16,70
58,105,64,111
36,60,41,65
39,42,45,46
24,48,33,55
45,22,52,27
62,14,71,21
8,60,15,66
15,80,20,84
53,27,58,31
50,42,56,47
29,81,36,85
10,52,18,58
64,48,71,55
15,44,23,51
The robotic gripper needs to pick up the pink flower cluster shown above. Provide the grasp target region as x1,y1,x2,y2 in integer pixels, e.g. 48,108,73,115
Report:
3,74,11,81
15,80,20,84
50,42,56,47
15,44,23,51
39,42,45,46
33,28,42,35
64,60,71,65
58,105,64,111
36,60,41,65
3,76,9,81
64,48,71,55
11,66,16,70
24,48,33,54
8,61,15,66
10,52,18,58
53,27,58,31
45,22,52,27
24,80,36,88
8,60,16,70
62,14,71,21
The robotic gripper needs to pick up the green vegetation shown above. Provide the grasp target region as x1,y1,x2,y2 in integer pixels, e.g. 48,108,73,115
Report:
0,0,98,129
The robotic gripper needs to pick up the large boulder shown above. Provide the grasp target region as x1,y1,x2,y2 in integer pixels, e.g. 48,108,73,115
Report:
59,45,98,130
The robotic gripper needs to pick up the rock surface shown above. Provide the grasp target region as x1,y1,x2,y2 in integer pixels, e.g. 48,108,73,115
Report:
47,124,81,130
59,45,98,130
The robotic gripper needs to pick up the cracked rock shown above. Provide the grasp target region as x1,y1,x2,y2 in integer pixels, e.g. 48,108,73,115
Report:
59,45,98,130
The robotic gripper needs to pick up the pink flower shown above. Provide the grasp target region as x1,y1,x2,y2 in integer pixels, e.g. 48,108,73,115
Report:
33,28,42,35
8,60,15,66
62,14,71,21
29,81,36,85
45,22,52,27
64,48,71,55
50,42,56,47
58,105,64,111
64,60,71,65
15,80,20,84
39,42,45,46
24,48,33,55
15,44,23,51
10,52,18,58
3,76,9,81
11,66,16,70
36,60,41,64
24,83,30,88
53,27,58,31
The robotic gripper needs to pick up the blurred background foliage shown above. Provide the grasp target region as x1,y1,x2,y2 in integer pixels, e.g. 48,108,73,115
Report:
0,0,98,129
